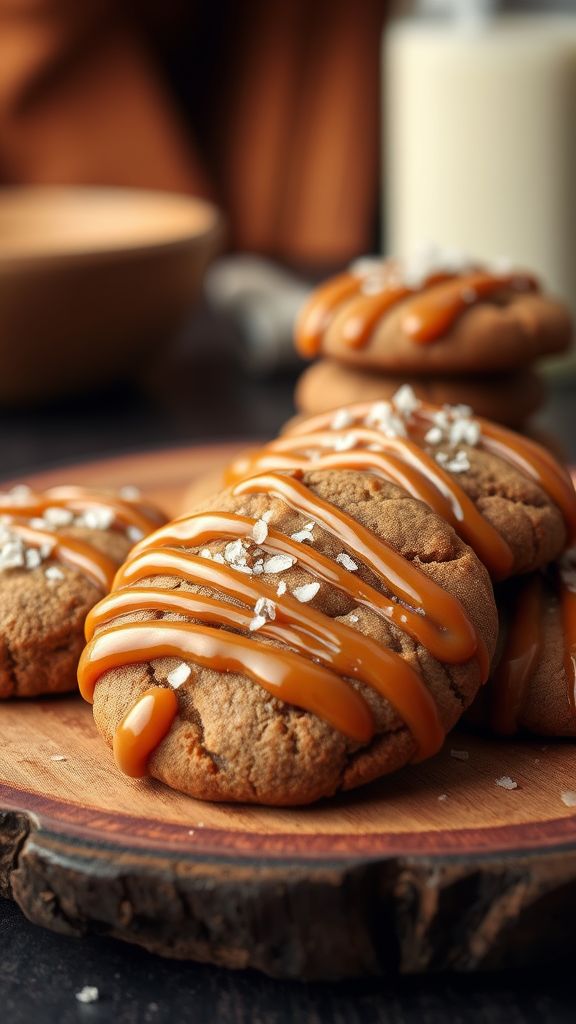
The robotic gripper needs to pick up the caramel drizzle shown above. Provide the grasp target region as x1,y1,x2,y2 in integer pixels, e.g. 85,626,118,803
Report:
296,266,537,356
490,566,576,735
282,401,576,552
78,472,486,777
0,486,164,590
226,428,514,579
489,576,544,736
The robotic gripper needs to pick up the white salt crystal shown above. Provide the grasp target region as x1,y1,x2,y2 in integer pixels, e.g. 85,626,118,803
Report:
292,582,320,603
167,663,191,689
336,552,358,572
450,749,469,761
263,554,296,574
251,519,269,545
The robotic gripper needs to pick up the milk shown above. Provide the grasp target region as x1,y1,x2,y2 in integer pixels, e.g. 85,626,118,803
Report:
384,14,576,336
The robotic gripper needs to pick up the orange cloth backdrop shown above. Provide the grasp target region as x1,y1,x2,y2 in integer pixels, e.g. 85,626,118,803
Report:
0,0,387,267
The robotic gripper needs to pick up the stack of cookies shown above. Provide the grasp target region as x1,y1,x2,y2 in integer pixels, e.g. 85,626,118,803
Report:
293,246,573,430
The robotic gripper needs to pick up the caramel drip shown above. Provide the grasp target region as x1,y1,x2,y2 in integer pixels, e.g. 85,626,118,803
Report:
560,575,576,716
402,271,537,345
113,686,178,777
475,420,576,545
13,523,117,590
79,621,376,745
85,584,444,760
282,401,576,552
295,266,537,355
78,473,486,778
0,486,161,535
296,272,363,357
226,428,513,579
231,474,485,673
0,486,164,590
490,576,544,736
117,524,475,669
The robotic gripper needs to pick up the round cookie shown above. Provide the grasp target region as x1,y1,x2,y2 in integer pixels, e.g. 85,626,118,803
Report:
0,485,166,698
80,468,498,807
296,255,572,373
295,359,545,428
469,553,576,737
227,389,576,581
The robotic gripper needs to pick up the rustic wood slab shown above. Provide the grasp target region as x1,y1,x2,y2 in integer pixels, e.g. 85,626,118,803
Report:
1,445,576,980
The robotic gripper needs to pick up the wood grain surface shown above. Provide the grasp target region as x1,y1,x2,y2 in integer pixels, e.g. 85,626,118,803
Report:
1,444,576,980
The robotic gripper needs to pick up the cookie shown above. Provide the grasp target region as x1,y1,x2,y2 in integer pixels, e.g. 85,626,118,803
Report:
469,552,576,737
227,387,576,580
296,253,572,373
79,468,498,806
295,360,545,429
0,485,166,698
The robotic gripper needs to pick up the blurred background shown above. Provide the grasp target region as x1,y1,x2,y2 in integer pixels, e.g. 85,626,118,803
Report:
0,0,575,475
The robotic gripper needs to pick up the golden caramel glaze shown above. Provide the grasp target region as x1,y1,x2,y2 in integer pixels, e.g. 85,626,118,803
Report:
295,263,537,356
0,485,166,590
234,397,573,573
226,427,514,579
488,563,576,735
489,575,544,736
78,471,487,778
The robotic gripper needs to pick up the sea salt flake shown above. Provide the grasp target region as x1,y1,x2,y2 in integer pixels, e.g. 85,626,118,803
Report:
276,580,287,596
261,510,274,524
392,384,420,417
127,525,144,543
119,485,141,500
43,506,74,528
249,613,267,632
200,548,213,559
251,519,269,545
77,506,115,531
450,749,469,761
29,517,47,530
348,614,359,623
437,794,448,802
167,663,191,689
45,565,64,581
292,582,320,603
336,552,358,572
76,987,99,1004
496,776,518,790
330,408,354,430
561,791,576,807
291,527,314,543
425,426,443,446
25,548,42,570
213,553,225,564
449,418,480,447
333,432,358,452
224,539,246,565
263,554,296,574
254,597,276,621
50,754,67,762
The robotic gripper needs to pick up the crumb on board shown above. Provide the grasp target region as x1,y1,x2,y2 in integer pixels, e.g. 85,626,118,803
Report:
496,776,518,790
75,986,99,1004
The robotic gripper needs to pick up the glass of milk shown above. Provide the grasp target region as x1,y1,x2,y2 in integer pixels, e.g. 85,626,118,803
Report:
384,0,576,363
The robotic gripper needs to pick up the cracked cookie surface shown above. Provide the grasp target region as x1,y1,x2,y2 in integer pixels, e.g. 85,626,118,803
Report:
90,469,498,806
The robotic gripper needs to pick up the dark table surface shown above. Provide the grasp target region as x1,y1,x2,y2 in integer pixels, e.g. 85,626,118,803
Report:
1,332,575,1023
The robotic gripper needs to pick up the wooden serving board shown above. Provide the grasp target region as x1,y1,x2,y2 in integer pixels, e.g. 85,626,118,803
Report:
1,444,576,980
